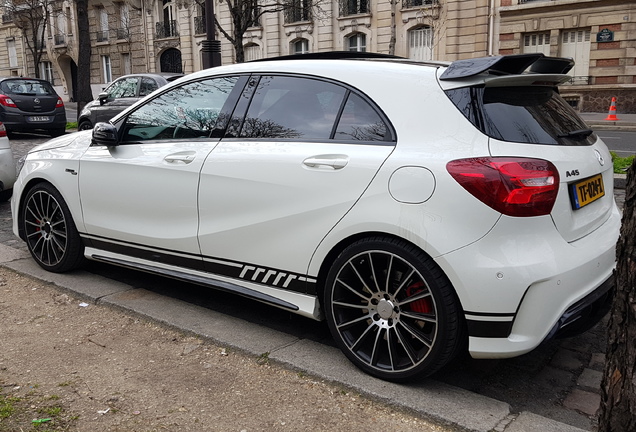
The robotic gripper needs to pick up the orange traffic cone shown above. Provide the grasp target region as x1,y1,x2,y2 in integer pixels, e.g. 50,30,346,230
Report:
605,97,620,121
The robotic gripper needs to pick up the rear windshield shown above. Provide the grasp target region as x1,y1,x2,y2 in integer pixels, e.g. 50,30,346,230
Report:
1,79,56,96
445,85,596,146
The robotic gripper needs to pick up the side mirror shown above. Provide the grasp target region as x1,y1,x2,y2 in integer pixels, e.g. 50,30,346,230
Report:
91,122,119,146
98,91,109,105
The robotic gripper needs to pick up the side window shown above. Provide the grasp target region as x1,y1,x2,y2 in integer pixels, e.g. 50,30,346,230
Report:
239,76,346,140
139,77,159,97
121,76,240,142
108,77,139,98
334,93,389,141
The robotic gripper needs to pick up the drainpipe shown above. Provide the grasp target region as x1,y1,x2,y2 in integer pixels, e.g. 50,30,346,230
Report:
488,0,495,56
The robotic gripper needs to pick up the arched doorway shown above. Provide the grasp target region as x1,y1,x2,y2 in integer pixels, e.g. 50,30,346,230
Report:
160,48,182,73
57,54,78,101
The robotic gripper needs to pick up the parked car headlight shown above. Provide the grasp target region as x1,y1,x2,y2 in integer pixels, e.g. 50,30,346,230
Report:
16,155,26,178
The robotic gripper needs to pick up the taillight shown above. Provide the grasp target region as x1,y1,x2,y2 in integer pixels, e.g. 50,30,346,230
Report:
446,157,560,217
0,123,6,138
55,97,64,108
0,94,17,108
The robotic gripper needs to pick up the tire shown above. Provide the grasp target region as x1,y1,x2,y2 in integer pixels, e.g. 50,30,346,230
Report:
50,128,66,137
0,188,12,202
78,120,93,131
323,237,464,382
21,183,85,272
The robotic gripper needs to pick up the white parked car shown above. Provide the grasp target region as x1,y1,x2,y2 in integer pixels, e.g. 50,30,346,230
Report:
0,121,16,201
11,53,620,381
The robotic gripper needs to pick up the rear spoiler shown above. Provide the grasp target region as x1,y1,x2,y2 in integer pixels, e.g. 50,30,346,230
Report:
439,54,574,81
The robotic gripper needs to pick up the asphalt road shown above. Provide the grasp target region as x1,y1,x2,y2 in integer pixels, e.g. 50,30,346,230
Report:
596,130,636,156
2,131,621,431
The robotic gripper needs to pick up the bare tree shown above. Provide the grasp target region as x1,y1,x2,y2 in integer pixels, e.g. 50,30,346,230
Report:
4,0,51,77
198,0,326,63
598,162,636,431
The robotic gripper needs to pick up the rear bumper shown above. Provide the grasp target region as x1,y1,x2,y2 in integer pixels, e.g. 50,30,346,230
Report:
436,199,620,359
1,110,66,131
546,274,613,340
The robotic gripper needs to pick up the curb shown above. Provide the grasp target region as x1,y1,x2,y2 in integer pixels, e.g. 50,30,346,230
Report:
0,244,588,432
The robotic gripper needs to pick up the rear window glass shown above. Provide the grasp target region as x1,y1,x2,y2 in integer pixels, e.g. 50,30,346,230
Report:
1,79,56,96
445,86,596,146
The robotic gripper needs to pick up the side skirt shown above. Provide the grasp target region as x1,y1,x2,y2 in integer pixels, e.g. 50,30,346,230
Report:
84,247,323,320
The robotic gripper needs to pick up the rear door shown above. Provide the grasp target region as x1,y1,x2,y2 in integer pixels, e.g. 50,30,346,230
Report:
1,79,59,113
197,75,396,287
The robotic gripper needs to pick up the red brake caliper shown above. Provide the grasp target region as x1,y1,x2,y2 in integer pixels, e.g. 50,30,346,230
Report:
405,282,432,314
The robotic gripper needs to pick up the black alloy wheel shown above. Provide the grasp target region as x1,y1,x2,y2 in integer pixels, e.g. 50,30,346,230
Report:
324,237,464,381
22,183,85,272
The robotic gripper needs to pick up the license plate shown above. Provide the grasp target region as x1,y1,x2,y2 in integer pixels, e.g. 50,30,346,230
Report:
28,116,49,122
569,174,605,210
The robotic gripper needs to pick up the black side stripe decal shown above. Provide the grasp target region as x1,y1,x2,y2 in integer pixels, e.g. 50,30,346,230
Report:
81,233,317,294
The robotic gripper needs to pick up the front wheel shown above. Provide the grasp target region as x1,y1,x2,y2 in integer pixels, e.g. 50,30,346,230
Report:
21,183,85,272
323,237,464,382
78,120,93,131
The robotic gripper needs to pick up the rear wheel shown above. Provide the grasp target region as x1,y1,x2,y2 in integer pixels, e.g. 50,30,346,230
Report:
21,183,85,272
323,237,464,381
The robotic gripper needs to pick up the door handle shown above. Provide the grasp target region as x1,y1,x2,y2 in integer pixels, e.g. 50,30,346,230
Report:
303,155,349,170
164,152,195,164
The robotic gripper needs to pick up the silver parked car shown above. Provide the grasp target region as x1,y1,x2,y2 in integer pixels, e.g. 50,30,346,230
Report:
77,73,183,130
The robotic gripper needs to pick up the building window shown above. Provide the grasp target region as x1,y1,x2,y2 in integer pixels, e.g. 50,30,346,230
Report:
102,55,112,83
560,29,591,78
339,0,369,16
40,61,54,84
97,7,109,42
285,0,312,23
408,26,433,61
347,33,366,52
117,3,130,39
403,0,435,8
7,39,18,68
122,53,131,75
244,43,262,61
292,39,309,54
523,32,550,55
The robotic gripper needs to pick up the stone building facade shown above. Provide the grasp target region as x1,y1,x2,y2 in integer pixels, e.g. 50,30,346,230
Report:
497,0,636,112
1,0,635,112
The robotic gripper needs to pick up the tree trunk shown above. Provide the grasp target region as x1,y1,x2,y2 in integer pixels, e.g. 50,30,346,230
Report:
75,0,93,114
598,162,636,431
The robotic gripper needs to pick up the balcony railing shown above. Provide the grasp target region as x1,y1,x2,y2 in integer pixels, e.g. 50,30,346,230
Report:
561,76,591,85
156,20,178,38
519,0,550,3
402,0,436,8
285,3,312,23
96,30,109,42
117,28,129,39
54,34,65,45
339,0,370,16
194,15,205,34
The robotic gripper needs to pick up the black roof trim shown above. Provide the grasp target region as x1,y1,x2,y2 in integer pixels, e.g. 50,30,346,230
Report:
248,51,405,62
439,53,575,80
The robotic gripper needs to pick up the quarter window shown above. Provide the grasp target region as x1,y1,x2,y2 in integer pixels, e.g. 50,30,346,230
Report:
121,76,239,142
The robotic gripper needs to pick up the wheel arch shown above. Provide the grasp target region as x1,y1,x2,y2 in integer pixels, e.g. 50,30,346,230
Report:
314,231,467,317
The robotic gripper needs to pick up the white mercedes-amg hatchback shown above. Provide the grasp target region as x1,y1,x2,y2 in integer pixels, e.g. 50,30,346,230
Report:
12,53,620,381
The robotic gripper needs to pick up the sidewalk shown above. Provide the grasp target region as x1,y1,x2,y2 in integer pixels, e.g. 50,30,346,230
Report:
580,111,636,131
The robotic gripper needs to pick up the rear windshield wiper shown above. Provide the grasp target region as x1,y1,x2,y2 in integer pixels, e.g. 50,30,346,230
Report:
557,129,594,139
